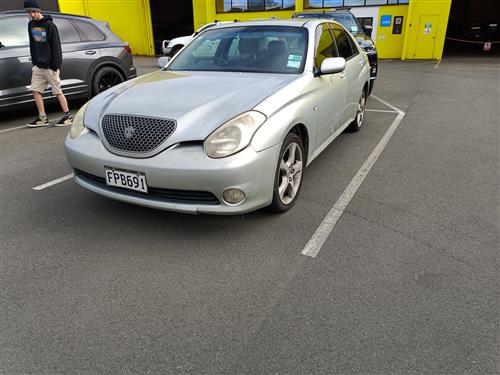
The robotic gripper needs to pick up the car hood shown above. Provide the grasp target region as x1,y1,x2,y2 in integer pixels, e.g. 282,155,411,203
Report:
85,70,297,143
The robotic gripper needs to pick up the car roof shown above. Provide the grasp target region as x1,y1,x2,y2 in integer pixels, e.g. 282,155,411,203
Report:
210,18,334,29
0,10,91,19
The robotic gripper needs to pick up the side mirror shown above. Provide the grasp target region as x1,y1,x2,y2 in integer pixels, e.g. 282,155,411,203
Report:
0,42,4,48
318,57,345,76
157,56,170,68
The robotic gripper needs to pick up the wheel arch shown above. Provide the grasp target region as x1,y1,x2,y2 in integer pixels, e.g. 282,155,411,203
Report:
288,123,310,166
86,57,127,97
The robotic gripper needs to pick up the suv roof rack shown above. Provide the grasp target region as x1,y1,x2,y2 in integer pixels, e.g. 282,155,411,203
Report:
0,10,91,18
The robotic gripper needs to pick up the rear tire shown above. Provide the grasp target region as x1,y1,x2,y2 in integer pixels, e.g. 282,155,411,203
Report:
347,87,367,133
92,66,124,96
368,80,375,95
268,133,305,213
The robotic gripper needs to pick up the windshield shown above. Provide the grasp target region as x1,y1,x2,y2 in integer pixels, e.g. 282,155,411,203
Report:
294,12,360,34
329,13,360,33
167,26,308,74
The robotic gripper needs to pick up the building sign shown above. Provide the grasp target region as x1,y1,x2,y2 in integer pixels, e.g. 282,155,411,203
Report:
392,16,403,34
424,22,432,35
483,42,492,51
380,15,392,27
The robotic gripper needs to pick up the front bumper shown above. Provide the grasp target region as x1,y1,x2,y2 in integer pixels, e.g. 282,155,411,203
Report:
64,131,280,215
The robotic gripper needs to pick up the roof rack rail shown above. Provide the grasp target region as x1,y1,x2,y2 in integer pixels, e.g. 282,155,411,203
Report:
0,10,91,18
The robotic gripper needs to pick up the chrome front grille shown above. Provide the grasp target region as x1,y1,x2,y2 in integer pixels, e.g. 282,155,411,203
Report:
101,114,176,155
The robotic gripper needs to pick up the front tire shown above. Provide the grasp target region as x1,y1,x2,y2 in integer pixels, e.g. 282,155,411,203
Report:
170,45,183,56
269,133,305,213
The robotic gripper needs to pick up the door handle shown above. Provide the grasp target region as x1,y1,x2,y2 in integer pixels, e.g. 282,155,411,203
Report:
340,72,346,79
85,50,96,55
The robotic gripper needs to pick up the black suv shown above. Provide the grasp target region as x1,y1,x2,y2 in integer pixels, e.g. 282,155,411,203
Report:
293,9,378,93
0,11,137,110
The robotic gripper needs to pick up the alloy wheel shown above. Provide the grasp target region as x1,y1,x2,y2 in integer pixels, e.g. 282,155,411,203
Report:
278,142,303,205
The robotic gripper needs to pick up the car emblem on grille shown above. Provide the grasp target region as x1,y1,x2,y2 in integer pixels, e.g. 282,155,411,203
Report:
124,126,135,139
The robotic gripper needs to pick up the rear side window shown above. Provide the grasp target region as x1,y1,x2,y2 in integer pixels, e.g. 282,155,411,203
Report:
52,18,80,43
73,20,106,41
0,17,29,47
332,25,357,60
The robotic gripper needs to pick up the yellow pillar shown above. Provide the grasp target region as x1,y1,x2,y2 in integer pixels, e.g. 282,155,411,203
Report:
58,0,155,56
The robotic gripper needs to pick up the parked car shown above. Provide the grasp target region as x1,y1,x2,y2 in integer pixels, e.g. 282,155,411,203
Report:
162,21,234,57
293,9,378,93
65,19,370,215
0,10,137,110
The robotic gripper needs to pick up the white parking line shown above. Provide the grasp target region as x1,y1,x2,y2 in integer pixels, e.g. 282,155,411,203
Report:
33,173,74,191
301,96,406,258
0,125,28,134
365,109,399,113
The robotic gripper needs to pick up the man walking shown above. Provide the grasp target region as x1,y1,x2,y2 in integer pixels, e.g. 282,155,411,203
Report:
25,0,73,127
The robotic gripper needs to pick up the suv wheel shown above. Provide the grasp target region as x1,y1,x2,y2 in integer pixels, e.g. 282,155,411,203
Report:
92,66,124,96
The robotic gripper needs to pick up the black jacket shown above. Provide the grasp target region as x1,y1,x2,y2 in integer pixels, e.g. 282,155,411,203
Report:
28,15,62,71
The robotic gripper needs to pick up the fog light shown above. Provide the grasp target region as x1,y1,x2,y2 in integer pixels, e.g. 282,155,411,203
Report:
222,188,246,205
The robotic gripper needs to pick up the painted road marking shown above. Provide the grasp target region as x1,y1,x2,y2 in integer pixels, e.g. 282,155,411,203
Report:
301,96,406,258
365,109,399,113
33,173,74,191
0,125,29,134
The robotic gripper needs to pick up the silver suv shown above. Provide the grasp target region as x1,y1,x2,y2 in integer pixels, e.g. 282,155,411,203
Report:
0,11,137,110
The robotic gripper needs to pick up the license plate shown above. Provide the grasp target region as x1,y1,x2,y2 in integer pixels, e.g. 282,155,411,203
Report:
105,168,148,193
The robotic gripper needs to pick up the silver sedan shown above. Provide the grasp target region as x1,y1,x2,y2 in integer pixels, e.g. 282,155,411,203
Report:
64,19,370,214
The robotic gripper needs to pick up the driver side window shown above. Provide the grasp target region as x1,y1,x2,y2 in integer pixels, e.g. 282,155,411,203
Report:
315,23,338,69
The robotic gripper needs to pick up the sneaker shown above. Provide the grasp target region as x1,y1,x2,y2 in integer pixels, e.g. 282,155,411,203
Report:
27,117,50,127
55,114,73,127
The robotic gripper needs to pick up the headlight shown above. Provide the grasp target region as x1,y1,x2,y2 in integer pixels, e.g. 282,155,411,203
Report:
204,111,266,158
69,101,90,139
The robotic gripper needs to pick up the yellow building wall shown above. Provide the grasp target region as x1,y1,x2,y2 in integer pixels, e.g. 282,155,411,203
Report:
375,5,408,59
58,0,154,56
402,0,451,60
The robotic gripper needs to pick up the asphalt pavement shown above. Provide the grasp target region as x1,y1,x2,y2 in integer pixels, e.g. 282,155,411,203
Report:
0,56,498,374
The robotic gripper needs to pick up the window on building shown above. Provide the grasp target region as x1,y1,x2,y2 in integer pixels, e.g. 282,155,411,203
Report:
357,17,373,31
344,0,364,5
0,17,29,48
216,0,296,13
304,0,410,7
53,18,81,43
324,0,343,6
73,20,106,41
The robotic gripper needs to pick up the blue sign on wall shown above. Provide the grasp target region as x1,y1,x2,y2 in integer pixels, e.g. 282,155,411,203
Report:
381,15,392,27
